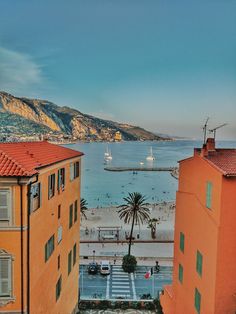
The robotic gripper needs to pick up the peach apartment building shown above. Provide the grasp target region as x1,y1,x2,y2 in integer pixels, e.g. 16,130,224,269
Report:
0,141,83,314
160,138,236,314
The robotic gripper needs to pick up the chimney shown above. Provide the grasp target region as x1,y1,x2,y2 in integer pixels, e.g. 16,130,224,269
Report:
201,138,215,157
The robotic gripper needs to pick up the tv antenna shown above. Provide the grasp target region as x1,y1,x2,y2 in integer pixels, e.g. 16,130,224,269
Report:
209,123,227,140
202,117,209,144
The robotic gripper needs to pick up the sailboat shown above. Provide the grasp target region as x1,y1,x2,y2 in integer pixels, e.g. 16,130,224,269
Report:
146,147,155,161
104,146,112,161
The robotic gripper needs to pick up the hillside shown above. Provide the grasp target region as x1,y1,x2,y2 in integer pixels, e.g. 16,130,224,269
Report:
0,91,170,142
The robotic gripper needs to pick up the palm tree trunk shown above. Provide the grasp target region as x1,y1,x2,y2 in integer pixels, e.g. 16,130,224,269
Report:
128,212,136,255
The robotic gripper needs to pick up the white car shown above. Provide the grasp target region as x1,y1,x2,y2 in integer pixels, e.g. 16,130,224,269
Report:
100,260,110,275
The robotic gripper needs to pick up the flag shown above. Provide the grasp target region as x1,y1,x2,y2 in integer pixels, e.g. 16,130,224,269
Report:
144,270,151,279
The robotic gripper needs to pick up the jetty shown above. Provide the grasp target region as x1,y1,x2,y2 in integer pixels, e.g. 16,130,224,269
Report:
104,166,177,172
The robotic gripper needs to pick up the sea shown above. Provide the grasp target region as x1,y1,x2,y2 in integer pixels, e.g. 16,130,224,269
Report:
65,140,236,208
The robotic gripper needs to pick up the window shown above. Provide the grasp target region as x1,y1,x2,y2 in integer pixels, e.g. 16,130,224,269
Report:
58,168,65,191
31,183,41,212
178,264,183,283
0,256,11,297
180,232,185,253
58,205,61,219
73,243,77,266
74,200,78,223
57,226,63,244
68,251,72,275
196,250,203,276
0,189,11,222
194,288,201,313
69,204,73,229
56,276,62,301
48,174,55,199
206,181,212,209
57,255,60,270
70,161,80,181
45,235,55,262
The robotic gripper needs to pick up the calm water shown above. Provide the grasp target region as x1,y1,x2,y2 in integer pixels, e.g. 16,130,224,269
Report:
65,140,236,208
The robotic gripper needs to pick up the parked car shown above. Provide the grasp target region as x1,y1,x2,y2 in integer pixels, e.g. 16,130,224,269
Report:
88,262,99,274
100,260,110,275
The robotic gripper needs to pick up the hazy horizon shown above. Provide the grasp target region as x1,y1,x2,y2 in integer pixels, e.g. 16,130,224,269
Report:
0,0,235,139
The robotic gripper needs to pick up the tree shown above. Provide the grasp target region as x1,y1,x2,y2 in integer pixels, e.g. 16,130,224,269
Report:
148,218,160,239
80,198,88,221
118,192,150,255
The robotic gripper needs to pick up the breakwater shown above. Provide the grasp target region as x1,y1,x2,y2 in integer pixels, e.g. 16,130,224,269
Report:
104,166,177,172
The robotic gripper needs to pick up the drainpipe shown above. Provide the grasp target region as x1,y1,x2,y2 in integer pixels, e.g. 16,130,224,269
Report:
17,178,24,314
27,175,38,314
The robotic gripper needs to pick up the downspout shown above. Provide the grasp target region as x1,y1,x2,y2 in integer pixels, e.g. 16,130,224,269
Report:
27,175,38,314
17,178,24,314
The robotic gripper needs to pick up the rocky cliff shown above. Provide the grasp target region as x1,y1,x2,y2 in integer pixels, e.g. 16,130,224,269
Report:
0,91,169,142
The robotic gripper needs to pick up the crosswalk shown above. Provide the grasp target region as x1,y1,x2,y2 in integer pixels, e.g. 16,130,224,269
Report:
110,265,135,299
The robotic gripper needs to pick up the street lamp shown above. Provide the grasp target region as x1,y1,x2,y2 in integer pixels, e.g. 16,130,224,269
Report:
93,250,95,263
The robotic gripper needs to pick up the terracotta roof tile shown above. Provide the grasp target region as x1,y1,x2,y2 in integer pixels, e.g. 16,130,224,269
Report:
0,141,83,177
204,149,236,176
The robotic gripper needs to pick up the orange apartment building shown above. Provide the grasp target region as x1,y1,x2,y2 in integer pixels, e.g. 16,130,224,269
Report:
0,141,83,314
160,138,236,314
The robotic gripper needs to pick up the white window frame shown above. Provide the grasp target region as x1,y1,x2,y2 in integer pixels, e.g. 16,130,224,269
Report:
0,188,12,225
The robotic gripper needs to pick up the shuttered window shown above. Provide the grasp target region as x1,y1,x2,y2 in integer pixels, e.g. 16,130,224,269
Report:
196,250,203,276
31,183,41,212
74,200,78,222
0,257,11,297
70,161,80,181
69,204,73,229
58,168,65,191
180,232,185,253
48,174,55,199
73,243,77,266
68,251,72,275
194,288,201,313
45,235,55,262
56,276,62,301
0,189,11,222
178,264,183,283
206,181,212,209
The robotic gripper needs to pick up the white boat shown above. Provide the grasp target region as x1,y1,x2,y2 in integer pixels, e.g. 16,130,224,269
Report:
104,146,112,160
146,147,155,161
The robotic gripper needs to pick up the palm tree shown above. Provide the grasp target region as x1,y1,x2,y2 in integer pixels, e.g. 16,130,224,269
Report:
118,192,150,255
80,198,88,221
148,218,160,239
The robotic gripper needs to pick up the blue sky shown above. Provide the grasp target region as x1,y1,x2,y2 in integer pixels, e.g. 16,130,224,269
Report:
0,0,235,139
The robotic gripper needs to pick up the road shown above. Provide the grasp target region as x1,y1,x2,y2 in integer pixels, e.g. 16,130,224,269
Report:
79,264,172,300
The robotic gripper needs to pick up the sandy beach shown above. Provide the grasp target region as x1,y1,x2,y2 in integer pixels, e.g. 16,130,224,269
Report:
79,201,175,265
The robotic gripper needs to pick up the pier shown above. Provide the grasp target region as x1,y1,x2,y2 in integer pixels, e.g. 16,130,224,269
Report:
104,166,177,172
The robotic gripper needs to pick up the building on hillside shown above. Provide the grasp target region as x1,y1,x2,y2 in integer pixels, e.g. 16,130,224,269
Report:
160,138,236,314
0,141,83,314
114,131,122,141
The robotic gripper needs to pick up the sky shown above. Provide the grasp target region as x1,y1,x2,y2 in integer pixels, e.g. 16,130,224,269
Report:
0,0,235,139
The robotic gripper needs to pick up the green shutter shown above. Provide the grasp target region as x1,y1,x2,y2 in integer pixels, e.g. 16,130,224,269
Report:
178,264,183,283
73,244,77,266
206,181,212,209
0,189,10,221
69,204,73,228
56,276,62,301
45,235,55,262
196,250,203,276
195,288,201,313
74,200,78,222
68,251,72,275
180,232,185,253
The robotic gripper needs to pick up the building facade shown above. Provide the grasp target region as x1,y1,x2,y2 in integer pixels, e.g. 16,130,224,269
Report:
0,141,83,314
161,138,236,314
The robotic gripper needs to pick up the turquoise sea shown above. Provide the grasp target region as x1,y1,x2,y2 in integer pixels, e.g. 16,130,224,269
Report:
65,140,236,208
